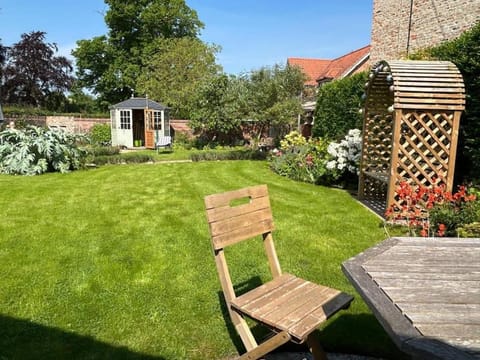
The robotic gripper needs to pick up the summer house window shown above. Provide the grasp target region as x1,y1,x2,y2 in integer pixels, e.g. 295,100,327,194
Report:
153,111,162,130
120,110,131,129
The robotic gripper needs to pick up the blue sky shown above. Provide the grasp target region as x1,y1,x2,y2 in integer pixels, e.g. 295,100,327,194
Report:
0,0,372,75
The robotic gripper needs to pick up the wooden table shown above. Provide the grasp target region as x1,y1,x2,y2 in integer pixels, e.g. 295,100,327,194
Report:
342,237,480,360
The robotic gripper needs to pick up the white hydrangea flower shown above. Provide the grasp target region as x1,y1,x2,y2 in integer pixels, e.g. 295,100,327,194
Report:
326,128,363,175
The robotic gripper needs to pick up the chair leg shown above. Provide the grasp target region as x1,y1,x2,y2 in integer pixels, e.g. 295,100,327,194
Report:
306,333,328,360
238,331,291,360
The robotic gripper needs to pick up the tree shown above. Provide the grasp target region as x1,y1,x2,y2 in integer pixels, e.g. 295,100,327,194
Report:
137,37,221,119
246,64,305,141
190,64,305,146
1,31,74,109
190,74,246,145
73,0,204,106
0,39,6,81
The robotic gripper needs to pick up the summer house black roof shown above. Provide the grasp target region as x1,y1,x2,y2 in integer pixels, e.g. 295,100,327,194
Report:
111,97,168,110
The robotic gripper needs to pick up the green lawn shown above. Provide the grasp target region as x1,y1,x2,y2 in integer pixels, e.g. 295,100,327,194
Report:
0,161,403,359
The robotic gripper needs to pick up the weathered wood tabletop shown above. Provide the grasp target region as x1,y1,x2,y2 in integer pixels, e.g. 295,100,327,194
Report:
342,237,480,360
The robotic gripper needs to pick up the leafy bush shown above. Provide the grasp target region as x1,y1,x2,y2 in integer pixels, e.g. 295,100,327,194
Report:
410,22,480,182
279,130,307,149
0,125,86,175
270,133,330,184
89,123,111,145
172,132,194,150
190,149,266,162
313,72,367,139
270,130,362,187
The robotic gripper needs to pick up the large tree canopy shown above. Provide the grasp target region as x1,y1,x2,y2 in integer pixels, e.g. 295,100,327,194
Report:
73,0,204,106
137,37,221,118
1,31,74,108
190,64,305,145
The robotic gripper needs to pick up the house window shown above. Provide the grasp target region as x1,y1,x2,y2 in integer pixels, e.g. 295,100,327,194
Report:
153,111,162,130
120,110,131,129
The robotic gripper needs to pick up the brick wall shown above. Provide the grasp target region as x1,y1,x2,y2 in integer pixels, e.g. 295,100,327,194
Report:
4,115,109,133
371,0,480,63
45,116,109,134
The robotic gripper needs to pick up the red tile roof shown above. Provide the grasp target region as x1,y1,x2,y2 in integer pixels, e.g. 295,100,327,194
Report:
318,45,371,81
287,58,331,86
288,45,371,86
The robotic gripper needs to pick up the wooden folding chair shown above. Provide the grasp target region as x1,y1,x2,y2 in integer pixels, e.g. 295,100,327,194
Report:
204,185,354,360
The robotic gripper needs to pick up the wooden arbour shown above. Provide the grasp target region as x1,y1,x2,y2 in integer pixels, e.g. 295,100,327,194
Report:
358,60,465,213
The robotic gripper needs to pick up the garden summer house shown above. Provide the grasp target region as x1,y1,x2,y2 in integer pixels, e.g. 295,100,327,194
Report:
110,97,170,149
358,60,465,214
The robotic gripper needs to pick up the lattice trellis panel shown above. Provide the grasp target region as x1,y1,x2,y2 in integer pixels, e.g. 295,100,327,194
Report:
358,60,465,215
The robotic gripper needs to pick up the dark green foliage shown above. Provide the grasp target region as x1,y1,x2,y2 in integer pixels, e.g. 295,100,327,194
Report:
190,149,266,161
1,31,74,110
313,72,367,139
89,123,112,145
410,22,480,182
0,125,86,175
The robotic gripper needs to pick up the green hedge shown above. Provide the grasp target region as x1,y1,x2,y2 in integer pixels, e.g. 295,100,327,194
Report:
190,149,267,162
312,72,367,139
93,153,155,165
410,22,480,182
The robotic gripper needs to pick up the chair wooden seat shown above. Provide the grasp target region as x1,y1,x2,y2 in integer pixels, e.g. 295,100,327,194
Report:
232,273,353,342
204,185,354,360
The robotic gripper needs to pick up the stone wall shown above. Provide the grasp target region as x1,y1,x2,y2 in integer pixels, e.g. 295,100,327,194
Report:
371,0,480,63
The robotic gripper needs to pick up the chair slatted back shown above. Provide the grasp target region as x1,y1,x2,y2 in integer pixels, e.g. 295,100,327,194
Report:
205,184,274,250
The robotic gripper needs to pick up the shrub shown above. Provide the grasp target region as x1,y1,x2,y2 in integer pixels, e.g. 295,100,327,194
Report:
279,130,307,149
89,146,120,156
270,133,330,184
190,149,266,162
173,132,194,150
312,72,367,139
89,123,111,146
457,222,480,237
410,22,480,182
0,125,86,175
